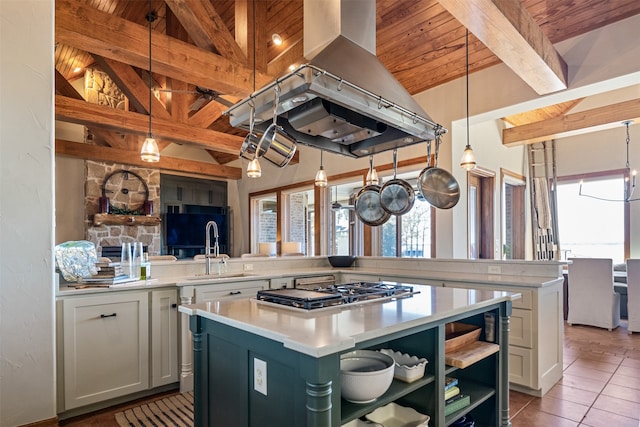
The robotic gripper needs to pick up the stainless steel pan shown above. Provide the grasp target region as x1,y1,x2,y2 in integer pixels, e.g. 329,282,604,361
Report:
418,135,460,209
380,149,415,215
355,156,390,226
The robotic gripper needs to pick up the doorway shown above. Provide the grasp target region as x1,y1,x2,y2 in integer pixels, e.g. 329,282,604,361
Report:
501,169,526,259
467,168,495,259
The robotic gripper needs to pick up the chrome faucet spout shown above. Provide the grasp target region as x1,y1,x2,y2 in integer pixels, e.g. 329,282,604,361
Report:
205,220,220,275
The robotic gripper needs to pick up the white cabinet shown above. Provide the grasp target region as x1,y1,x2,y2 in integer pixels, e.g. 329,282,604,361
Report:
441,281,563,396
151,289,179,387
61,292,149,410
59,287,180,412
194,279,269,303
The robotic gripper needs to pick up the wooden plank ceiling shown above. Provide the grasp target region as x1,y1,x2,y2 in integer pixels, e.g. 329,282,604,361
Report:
54,0,640,178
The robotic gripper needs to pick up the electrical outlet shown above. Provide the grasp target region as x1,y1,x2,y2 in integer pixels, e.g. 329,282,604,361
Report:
244,263,254,271
254,358,267,395
488,265,501,274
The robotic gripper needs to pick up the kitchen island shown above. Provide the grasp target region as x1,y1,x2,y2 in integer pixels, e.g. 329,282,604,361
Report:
179,283,518,427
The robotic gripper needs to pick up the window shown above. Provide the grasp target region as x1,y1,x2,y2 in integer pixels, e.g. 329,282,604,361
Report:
556,172,627,263
380,196,434,258
250,194,277,254
282,188,314,255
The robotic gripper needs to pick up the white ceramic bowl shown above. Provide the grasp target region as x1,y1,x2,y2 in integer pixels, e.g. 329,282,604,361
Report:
340,350,395,403
379,349,428,383
365,402,430,427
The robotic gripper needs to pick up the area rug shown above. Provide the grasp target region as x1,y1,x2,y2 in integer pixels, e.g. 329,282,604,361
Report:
115,392,193,427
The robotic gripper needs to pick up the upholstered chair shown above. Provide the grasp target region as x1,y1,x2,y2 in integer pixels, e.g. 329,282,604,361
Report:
626,259,640,334
567,258,620,330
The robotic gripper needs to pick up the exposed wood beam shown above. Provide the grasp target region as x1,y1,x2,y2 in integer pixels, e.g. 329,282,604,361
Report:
187,100,223,128
54,69,127,149
503,98,640,146
164,9,191,124
56,139,242,179
164,0,247,64
56,95,243,154
437,0,568,95
55,0,272,97
91,55,172,120
267,39,304,77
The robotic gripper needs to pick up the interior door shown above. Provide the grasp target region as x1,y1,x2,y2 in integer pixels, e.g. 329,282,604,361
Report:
468,169,495,259
502,169,526,259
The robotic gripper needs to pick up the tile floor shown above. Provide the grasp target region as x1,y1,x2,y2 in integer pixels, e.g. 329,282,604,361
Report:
509,319,640,427
59,321,640,426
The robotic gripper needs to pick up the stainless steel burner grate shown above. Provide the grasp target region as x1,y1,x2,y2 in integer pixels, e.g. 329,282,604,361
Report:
256,282,414,310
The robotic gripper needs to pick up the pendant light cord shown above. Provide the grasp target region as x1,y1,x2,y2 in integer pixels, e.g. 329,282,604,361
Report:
147,0,154,138
466,29,469,149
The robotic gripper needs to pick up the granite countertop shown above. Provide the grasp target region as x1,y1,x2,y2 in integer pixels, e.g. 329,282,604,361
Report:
178,284,519,357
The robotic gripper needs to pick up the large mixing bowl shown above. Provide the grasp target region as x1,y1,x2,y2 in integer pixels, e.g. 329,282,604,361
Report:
340,350,394,403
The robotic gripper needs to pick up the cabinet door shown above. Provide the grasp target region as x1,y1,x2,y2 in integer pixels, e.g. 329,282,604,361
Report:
151,289,179,387
62,292,149,410
195,280,269,303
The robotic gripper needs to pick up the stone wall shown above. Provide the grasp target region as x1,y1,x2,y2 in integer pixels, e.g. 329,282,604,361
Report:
85,160,161,255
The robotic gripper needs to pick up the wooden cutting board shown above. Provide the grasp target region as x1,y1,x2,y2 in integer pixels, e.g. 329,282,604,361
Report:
445,341,500,368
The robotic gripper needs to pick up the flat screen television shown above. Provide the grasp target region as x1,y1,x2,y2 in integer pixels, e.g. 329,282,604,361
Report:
164,210,228,255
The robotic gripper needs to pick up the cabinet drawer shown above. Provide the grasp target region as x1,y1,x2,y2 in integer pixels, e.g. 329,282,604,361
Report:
195,280,269,302
508,346,533,388
511,289,532,310
509,308,533,348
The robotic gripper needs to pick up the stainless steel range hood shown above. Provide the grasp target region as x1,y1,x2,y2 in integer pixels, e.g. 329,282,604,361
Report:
223,0,446,158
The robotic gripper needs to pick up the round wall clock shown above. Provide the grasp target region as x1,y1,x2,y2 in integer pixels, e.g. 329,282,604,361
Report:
101,170,149,214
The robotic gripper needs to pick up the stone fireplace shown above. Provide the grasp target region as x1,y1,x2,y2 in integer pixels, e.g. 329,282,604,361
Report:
85,160,161,255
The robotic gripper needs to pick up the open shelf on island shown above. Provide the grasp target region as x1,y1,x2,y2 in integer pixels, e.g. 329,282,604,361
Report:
340,373,435,424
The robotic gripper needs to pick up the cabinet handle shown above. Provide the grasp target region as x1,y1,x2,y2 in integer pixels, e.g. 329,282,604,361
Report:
100,313,117,318
229,291,242,295
171,303,178,308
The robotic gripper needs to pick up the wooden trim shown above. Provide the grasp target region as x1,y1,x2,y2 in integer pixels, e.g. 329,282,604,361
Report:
18,417,58,427
248,155,429,198
503,98,640,146
56,139,242,179
93,213,161,226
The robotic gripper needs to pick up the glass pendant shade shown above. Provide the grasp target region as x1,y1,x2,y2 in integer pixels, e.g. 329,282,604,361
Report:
141,136,160,162
247,158,261,178
460,145,476,171
315,166,328,187
366,168,379,185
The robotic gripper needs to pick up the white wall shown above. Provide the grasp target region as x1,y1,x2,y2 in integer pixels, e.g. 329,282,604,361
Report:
0,1,56,425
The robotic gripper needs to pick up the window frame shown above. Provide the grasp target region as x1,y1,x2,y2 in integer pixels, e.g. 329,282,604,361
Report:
556,169,630,261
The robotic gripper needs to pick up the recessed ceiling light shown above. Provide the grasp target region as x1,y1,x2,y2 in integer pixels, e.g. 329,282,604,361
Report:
73,67,82,73
272,33,283,46
288,64,297,72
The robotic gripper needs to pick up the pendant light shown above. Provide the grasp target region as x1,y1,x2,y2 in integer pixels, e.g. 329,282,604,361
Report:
365,155,379,185
579,120,638,202
141,0,160,163
315,150,328,187
460,29,476,171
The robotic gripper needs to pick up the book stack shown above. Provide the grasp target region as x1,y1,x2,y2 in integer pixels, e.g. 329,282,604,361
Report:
444,376,470,416
79,262,131,286
94,262,126,278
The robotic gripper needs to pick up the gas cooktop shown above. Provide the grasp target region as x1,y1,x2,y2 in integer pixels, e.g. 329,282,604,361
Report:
256,282,415,310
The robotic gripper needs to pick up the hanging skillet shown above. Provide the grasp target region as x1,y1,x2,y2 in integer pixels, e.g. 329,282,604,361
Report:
418,133,460,209
354,155,390,227
380,149,415,215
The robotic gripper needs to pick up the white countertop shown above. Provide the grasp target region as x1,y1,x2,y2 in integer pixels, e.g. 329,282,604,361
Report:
179,284,519,357
56,256,564,296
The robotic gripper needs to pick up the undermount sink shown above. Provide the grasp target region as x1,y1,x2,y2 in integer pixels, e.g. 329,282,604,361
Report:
185,272,255,281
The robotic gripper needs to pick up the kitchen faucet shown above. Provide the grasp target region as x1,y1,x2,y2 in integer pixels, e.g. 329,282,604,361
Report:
205,220,223,275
